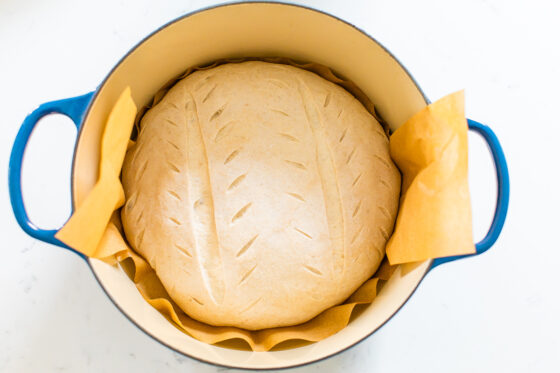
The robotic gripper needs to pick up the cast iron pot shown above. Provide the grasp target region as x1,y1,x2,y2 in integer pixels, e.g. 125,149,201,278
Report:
9,2,509,370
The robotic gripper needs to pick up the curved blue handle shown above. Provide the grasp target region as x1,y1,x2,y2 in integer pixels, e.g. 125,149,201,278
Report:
8,92,94,258
431,119,510,268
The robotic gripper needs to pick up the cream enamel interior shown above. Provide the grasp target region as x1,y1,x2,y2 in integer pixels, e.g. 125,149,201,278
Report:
73,3,431,369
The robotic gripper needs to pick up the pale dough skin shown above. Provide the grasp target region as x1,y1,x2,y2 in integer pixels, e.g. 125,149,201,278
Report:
121,61,401,330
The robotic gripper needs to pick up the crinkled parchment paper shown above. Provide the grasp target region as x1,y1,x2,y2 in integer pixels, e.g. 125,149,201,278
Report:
56,59,474,351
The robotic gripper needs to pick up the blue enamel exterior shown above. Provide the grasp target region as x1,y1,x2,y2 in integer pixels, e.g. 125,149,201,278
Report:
8,92,94,259
2,1,509,370
5,4,511,368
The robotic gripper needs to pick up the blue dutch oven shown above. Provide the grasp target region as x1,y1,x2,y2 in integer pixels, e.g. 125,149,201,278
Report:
8,2,509,370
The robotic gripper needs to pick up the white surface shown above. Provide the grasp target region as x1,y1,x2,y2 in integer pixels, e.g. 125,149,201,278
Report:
1,0,558,372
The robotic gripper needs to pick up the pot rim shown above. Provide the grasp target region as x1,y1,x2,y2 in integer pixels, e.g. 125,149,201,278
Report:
75,1,431,370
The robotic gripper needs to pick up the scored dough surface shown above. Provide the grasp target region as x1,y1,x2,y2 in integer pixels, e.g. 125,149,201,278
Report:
121,61,401,330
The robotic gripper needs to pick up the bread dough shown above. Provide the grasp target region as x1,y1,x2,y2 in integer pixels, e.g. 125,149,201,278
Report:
121,61,401,330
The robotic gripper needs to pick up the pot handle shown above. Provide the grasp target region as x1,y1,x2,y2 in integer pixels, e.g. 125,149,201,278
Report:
8,92,94,257
431,119,510,268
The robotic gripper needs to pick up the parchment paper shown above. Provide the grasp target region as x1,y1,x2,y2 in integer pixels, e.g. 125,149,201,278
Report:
56,60,474,351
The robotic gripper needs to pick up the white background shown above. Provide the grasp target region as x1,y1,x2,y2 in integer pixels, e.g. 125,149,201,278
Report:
1,0,559,372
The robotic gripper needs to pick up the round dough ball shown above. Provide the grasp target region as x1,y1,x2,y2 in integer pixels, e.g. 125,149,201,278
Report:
121,61,400,330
